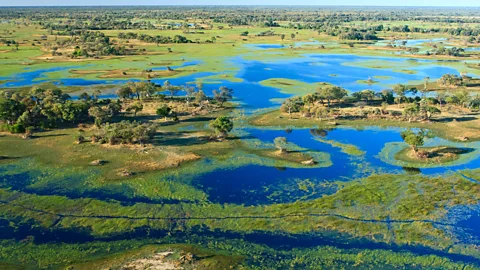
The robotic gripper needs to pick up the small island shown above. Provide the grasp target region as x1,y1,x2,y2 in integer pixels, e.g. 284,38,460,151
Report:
395,129,474,165
395,145,473,165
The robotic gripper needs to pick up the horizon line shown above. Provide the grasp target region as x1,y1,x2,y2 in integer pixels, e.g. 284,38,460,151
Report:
1,4,480,7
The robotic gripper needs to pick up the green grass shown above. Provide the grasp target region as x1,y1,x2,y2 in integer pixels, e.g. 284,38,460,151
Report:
315,138,366,156
0,169,478,259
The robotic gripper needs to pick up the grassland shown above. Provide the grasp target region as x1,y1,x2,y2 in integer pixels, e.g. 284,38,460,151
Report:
1,10,480,269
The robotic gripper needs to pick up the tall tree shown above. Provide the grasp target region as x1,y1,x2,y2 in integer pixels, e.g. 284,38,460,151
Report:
213,86,233,107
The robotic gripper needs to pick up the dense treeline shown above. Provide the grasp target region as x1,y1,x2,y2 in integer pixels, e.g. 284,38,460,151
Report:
281,74,480,122
117,32,192,44
2,6,480,24
0,88,118,136
2,6,480,38
0,80,235,142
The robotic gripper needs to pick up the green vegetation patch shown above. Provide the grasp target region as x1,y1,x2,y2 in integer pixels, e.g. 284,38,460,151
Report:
259,78,316,96
315,138,366,156
395,146,473,165
379,141,480,168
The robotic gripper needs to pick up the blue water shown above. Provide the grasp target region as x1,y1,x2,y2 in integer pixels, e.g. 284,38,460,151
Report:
245,41,328,49
375,38,447,47
1,50,480,263
195,127,480,205
465,47,480,51
0,54,465,110
244,44,285,49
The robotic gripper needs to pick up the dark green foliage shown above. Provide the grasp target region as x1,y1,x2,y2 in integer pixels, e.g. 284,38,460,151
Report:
209,116,233,137
156,104,172,120
401,129,427,152
0,88,96,132
0,98,25,124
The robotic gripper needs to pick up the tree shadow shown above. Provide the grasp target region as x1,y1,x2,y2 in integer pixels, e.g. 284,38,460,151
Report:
32,133,69,139
227,135,256,141
152,131,210,146
152,131,255,146
434,117,477,123
182,116,217,123
429,147,475,158
402,167,421,175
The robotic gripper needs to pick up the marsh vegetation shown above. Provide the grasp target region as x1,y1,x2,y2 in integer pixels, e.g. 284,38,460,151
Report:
0,5,479,269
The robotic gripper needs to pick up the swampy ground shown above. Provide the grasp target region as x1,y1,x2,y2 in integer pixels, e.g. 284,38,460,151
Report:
1,8,480,269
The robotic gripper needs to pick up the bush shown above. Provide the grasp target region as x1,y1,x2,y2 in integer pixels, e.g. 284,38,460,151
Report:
1,123,26,133
95,121,156,145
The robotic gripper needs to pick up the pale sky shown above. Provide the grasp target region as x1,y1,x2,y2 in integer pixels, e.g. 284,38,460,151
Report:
0,0,479,7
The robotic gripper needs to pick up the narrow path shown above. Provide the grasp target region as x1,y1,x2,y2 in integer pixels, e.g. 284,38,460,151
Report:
0,200,460,228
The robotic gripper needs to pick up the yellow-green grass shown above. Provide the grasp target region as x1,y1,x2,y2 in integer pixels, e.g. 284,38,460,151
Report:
0,172,478,258
395,146,467,164
315,138,366,156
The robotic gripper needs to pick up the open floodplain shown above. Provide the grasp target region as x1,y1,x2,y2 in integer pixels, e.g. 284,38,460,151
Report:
1,5,480,269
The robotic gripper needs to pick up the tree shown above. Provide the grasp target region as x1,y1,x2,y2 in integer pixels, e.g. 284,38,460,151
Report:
393,84,407,105
126,102,143,117
274,137,288,154
422,77,430,97
97,120,155,145
291,33,296,40
88,106,110,127
281,97,303,118
316,85,347,107
138,81,157,98
468,94,480,109
454,90,470,107
353,89,375,104
379,89,395,104
125,81,141,100
210,116,233,138
403,103,420,121
184,86,196,104
196,81,204,92
163,80,181,98
400,129,427,153
311,105,330,120
79,92,91,101
425,105,441,120
195,90,207,104
163,80,171,95
117,85,133,100
156,104,171,121
0,98,25,125
435,92,446,107
92,89,101,102
281,34,285,41
302,93,316,108
438,74,463,88
213,86,233,107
